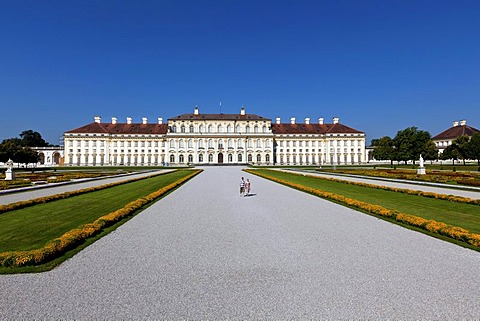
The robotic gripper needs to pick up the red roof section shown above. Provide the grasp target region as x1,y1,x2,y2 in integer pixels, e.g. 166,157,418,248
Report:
65,123,168,135
432,124,480,140
271,123,363,135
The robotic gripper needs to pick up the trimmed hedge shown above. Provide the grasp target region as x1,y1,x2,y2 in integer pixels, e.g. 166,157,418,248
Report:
245,169,480,249
0,169,201,267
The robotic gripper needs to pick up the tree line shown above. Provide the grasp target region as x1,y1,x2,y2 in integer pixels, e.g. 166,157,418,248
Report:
371,127,480,166
0,130,51,166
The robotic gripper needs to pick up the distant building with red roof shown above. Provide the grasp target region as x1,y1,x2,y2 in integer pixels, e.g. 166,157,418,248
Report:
63,107,365,166
432,120,480,153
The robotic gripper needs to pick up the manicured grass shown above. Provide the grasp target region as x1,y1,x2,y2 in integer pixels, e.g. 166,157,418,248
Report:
0,170,194,252
252,169,480,234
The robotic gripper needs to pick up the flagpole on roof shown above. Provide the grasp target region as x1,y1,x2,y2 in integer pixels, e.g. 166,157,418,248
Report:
219,100,222,114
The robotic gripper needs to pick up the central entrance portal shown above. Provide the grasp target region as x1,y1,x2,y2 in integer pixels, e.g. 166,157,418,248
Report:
218,153,224,164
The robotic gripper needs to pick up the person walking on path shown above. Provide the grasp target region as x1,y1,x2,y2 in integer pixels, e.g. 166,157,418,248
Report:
245,179,251,196
240,177,245,197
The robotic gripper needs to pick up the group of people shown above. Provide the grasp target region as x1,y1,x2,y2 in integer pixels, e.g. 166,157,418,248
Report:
239,177,251,197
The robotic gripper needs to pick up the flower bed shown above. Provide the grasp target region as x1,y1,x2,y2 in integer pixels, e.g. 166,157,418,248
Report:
245,169,480,249
0,169,201,267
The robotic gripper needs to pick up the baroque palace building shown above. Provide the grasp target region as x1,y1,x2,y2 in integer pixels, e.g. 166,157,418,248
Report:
63,107,365,166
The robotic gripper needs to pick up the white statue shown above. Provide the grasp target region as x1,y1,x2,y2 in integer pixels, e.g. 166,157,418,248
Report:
419,154,424,168
5,159,15,181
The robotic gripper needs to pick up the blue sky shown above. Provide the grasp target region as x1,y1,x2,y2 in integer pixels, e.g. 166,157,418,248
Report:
1,0,479,145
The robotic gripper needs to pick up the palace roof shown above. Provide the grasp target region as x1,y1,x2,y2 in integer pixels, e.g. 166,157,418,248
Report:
432,124,480,141
271,123,364,135
169,113,270,121
65,123,168,135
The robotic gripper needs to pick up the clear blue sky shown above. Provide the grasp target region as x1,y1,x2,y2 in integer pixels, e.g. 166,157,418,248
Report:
1,0,479,145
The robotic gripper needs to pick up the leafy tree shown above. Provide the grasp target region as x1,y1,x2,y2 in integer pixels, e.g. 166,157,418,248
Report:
452,135,470,165
371,136,395,164
393,127,435,164
440,144,459,165
20,130,49,147
467,133,480,166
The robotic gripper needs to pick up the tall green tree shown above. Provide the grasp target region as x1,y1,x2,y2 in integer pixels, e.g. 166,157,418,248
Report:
19,130,49,147
452,135,470,165
440,144,459,165
467,133,480,166
393,127,435,164
371,136,395,164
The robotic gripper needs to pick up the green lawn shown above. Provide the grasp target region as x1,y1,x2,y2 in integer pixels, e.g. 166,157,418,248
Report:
251,169,480,234
0,170,194,252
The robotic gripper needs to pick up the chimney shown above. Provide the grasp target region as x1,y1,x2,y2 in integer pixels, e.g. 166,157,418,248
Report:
240,106,246,115
460,120,466,126
94,116,101,123
142,117,147,124
290,117,296,124
194,106,199,115
333,117,339,124
318,118,324,125
305,117,310,124
275,117,281,124
111,117,117,124
127,117,132,124
453,121,459,127
158,117,163,124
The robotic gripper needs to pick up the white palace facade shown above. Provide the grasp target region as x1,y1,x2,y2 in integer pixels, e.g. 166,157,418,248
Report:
63,107,365,166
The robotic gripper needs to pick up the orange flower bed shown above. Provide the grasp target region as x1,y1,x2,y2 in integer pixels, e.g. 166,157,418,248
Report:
0,170,201,267
245,169,480,249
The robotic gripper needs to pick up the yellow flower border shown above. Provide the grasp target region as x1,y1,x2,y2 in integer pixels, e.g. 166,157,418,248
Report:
245,169,480,249
0,169,202,267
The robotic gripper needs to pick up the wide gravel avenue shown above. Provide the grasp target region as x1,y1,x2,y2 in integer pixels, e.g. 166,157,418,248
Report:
0,167,479,319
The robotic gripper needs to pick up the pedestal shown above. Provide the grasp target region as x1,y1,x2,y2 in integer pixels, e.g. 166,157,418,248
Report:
417,167,426,175
5,169,15,181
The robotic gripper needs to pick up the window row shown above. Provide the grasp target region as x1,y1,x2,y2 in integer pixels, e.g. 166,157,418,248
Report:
171,124,269,134
168,138,271,149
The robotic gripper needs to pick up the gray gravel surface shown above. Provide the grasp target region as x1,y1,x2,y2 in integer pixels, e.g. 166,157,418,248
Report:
0,170,170,205
286,169,480,200
1,166,479,319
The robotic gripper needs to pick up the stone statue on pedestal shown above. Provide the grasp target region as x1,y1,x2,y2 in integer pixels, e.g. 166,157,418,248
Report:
5,159,15,181
417,154,426,175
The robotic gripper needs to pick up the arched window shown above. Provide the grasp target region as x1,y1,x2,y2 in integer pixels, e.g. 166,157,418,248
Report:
266,154,270,163
208,139,214,148
227,125,232,133
236,125,241,133
208,154,213,162
179,139,184,148
218,125,223,133
256,139,262,148
188,139,193,148
188,154,193,163
181,126,185,133
237,139,243,148
246,125,250,133
254,126,258,133
198,139,204,148
172,125,177,133
218,139,224,149
199,154,204,162
170,155,175,163
257,154,261,163
228,139,233,148
208,125,213,133
169,139,175,148
262,126,267,133
179,154,184,163
238,154,243,162
248,139,253,148
248,154,253,162
189,125,194,133
266,140,270,148
228,154,233,162
199,124,204,133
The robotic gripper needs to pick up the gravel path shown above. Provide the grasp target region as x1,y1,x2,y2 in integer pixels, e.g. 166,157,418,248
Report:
284,169,480,200
0,166,479,319
0,170,171,205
